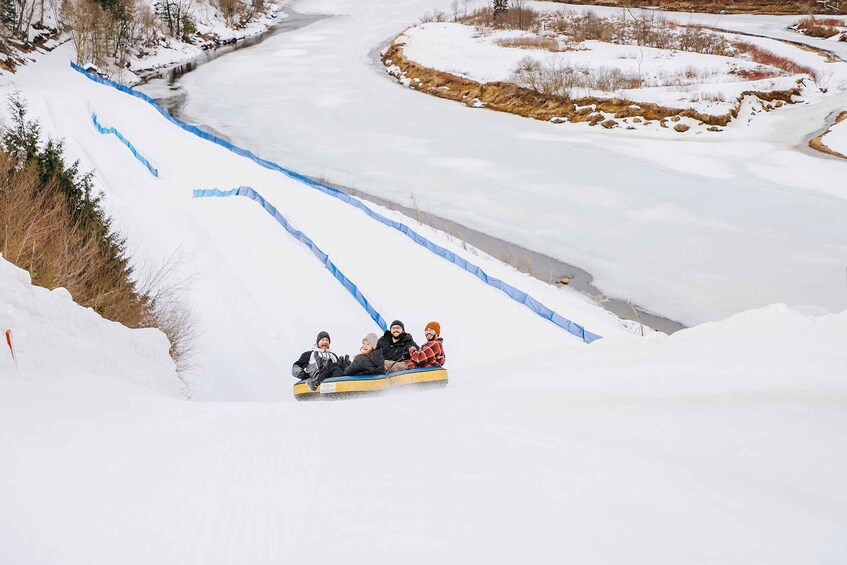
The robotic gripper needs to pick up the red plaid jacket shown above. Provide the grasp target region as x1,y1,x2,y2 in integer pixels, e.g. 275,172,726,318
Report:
409,338,445,368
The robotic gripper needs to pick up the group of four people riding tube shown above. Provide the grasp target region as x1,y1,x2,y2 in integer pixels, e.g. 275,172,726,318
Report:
291,320,446,391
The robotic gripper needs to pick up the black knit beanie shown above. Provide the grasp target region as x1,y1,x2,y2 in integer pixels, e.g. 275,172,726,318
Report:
316,331,330,345
390,320,405,331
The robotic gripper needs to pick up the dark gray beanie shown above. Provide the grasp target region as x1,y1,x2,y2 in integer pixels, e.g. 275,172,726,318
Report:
316,331,330,344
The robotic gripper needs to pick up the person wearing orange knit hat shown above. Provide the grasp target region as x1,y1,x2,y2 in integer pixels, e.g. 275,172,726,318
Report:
408,321,446,369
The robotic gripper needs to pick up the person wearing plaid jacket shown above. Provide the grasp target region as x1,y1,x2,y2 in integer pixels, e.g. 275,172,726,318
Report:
408,321,445,369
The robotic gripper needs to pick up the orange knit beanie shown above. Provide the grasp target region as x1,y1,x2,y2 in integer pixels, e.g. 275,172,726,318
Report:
425,321,441,336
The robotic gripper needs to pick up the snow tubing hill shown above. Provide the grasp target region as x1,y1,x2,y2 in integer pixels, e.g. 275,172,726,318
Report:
293,367,448,399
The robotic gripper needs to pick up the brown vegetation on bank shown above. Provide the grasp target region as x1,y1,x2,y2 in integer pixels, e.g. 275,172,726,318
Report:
382,40,802,131
542,0,846,15
0,98,196,370
809,111,847,158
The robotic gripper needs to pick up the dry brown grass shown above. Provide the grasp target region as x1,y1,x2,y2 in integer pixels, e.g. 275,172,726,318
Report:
795,16,844,37
809,110,847,158
0,148,197,372
494,36,564,51
733,40,820,81
457,4,541,30
383,39,801,130
0,153,147,326
542,0,846,15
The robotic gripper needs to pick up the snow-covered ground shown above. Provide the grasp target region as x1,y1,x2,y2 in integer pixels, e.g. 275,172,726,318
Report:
0,255,179,394
3,246,847,563
397,22,805,116
5,44,635,400
2,4,846,562
164,0,847,327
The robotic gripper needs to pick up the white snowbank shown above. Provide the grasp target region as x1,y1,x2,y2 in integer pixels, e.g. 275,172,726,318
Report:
0,254,180,396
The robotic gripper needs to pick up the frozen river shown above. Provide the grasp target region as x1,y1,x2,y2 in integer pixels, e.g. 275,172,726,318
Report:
157,0,847,326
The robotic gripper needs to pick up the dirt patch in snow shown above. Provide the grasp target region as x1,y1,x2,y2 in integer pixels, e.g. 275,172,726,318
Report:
382,39,802,131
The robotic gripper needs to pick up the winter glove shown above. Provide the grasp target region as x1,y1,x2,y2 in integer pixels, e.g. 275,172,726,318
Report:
292,365,306,380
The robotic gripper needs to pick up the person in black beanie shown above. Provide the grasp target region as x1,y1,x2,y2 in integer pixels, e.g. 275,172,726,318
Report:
377,320,418,373
292,331,339,390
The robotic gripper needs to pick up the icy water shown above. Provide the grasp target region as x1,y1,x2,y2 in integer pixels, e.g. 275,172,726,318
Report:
138,0,847,329
136,9,685,333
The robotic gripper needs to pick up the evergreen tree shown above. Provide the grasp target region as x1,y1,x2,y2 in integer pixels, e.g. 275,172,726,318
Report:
1,0,16,29
493,0,508,20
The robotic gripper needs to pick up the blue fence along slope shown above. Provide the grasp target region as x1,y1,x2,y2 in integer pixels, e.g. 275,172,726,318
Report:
194,186,387,332
91,113,158,177
73,62,600,343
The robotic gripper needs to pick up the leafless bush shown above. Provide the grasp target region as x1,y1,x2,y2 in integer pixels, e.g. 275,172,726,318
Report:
61,0,111,67
136,250,199,373
512,56,643,95
457,4,540,30
733,40,820,82
794,15,843,38
62,0,160,71
420,9,448,23
495,35,562,51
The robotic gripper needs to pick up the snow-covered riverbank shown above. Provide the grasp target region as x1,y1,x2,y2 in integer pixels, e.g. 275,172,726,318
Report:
162,0,847,326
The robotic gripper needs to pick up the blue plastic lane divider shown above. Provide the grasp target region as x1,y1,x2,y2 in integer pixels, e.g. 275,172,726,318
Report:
91,113,158,177
72,62,601,344
194,186,388,332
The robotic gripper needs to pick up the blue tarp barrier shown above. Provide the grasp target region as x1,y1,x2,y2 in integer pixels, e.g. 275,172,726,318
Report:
91,113,158,177
73,62,601,343
194,186,388,332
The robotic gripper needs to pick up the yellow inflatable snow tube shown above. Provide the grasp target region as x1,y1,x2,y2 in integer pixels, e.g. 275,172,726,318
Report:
293,367,448,400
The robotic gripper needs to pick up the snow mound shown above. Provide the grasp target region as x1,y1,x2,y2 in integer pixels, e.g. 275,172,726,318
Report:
0,254,180,396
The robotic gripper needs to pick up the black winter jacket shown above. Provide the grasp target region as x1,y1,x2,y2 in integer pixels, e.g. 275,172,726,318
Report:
343,349,386,376
376,331,418,362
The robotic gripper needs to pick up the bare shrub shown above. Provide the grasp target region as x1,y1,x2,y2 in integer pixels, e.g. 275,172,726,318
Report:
214,0,244,27
136,251,199,373
733,40,820,82
795,15,843,38
154,0,195,39
62,0,111,67
419,9,447,23
457,4,539,30
495,35,561,51
511,55,642,96
62,0,162,71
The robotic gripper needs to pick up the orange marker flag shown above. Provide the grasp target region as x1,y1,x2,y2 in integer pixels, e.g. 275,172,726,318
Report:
5,329,17,368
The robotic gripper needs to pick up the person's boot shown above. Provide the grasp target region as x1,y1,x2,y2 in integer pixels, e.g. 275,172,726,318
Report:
307,375,319,391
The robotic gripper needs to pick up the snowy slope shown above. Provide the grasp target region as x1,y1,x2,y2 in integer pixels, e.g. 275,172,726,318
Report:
6,44,633,400
2,285,845,564
1,8,846,563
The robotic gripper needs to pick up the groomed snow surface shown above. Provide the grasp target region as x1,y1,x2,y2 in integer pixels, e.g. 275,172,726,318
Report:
2,249,847,563
1,1,846,562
